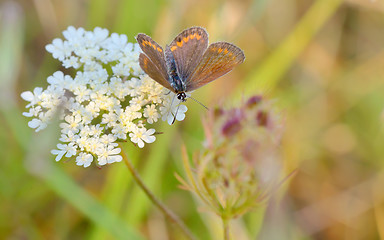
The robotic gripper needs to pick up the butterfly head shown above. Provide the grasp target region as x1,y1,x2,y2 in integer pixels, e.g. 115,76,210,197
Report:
176,92,187,102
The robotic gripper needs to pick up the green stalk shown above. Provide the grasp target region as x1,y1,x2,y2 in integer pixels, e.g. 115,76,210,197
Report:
119,143,197,240
124,123,175,225
222,216,230,240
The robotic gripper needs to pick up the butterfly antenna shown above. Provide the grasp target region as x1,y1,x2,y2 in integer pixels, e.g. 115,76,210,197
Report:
187,96,209,110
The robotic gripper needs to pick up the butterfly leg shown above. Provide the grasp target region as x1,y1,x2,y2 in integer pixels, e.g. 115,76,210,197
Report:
171,104,181,125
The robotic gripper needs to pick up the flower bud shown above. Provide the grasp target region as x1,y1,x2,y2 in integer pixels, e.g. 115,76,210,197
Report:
180,95,285,219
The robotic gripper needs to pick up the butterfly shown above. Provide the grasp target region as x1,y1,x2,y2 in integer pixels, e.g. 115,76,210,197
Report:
136,27,245,103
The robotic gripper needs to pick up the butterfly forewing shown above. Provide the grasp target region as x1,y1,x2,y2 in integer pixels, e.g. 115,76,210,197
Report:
139,53,173,91
136,34,169,83
185,42,245,91
168,27,208,82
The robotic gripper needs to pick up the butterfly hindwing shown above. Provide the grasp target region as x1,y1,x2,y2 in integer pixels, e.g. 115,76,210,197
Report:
139,53,173,91
136,34,169,83
168,27,208,83
185,42,245,91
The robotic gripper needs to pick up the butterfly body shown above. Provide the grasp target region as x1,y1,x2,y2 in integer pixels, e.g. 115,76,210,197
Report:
164,46,187,100
136,27,245,103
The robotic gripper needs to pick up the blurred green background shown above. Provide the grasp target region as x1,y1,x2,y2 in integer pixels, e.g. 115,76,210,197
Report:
1,0,384,239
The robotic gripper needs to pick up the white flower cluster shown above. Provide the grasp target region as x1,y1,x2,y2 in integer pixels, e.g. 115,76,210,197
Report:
21,26,187,167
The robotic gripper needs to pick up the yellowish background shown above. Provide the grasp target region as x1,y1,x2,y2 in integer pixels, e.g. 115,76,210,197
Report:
1,0,384,239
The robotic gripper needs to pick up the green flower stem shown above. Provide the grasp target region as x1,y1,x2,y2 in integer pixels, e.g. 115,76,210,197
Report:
222,216,230,240
124,124,176,224
119,143,196,240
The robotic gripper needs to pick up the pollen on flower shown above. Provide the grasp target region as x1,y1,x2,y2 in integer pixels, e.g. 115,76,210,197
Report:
129,128,156,148
21,26,188,167
144,105,160,124
76,153,93,168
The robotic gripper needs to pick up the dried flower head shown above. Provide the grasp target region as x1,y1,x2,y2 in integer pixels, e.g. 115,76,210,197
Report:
179,95,284,219
21,26,188,167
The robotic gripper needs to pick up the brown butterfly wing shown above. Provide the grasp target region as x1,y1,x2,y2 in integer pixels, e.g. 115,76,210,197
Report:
136,34,170,86
139,53,173,91
185,42,245,91
168,27,208,82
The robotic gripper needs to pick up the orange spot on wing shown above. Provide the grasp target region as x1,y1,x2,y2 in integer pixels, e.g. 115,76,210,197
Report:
196,34,201,40
157,47,162,52
223,49,229,54
183,36,190,42
171,46,177,51
218,48,223,53
177,41,183,47
190,33,196,39
152,44,156,50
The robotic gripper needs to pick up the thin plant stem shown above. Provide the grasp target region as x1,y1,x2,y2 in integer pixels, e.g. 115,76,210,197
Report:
222,217,230,240
119,143,197,240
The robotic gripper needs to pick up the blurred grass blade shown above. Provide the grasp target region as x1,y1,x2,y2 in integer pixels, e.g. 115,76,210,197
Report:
0,1,23,108
87,164,131,240
39,165,144,240
0,2,32,150
124,123,176,225
244,0,343,236
234,0,270,39
87,143,140,240
87,0,109,28
373,172,384,239
112,0,162,37
242,0,343,93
